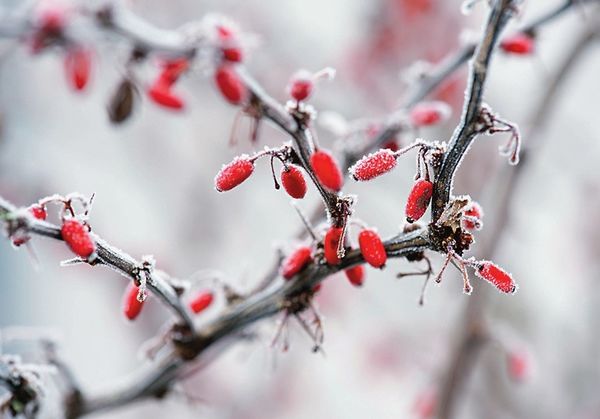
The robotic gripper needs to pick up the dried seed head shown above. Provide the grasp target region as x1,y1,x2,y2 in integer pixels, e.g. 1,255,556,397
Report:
61,219,96,261
358,229,387,268
280,165,307,199
189,290,214,314
475,261,516,294
463,201,484,230
214,155,255,192
324,227,343,265
500,33,535,55
215,65,248,105
310,149,343,192
409,101,451,127
281,246,313,280
349,149,397,181
345,265,365,287
64,47,92,91
123,284,145,321
405,179,434,223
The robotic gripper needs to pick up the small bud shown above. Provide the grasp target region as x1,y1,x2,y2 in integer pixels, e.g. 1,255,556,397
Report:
463,201,483,230
123,284,145,321
61,219,96,261
358,229,387,268
475,261,516,293
189,290,214,314
405,179,434,223
310,149,343,192
345,265,365,287
500,33,535,55
324,227,343,265
349,149,397,181
214,156,255,192
64,47,92,91
215,65,248,105
281,246,313,280
280,165,307,199
409,101,451,127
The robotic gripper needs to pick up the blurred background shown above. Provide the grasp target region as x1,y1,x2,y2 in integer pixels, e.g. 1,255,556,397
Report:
1,0,600,418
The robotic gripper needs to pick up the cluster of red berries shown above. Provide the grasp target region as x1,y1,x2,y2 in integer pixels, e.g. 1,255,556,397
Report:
280,226,386,288
123,285,215,321
213,23,248,105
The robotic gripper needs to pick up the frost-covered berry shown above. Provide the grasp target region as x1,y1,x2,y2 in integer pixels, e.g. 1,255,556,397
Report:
500,33,535,55
215,156,255,192
189,290,214,314
310,149,343,192
159,58,189,84
345,265,365,287
288,71,313,102
12,204,48,247
281,246,313,280
507,349,530,382
350,149,397,181
281,165,307,199
324,227,343,265
61,219,96,260
358,229,387,268
405,179,433,223
409,101,451,127
148,82,185,110
215,65,247,105
463,202,483,230
64,47,92,91
475,261,516,294
216,24,244,63
123,284,145,321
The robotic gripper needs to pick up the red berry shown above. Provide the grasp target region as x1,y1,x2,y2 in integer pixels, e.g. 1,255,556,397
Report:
61,219,96,260
189,290,214,314
215,65,247,105
29,204,47,221
281,246,313,280
324,227,343,265
159,58,189,84
214,156,255,192
310,149,343,192
216,24,244,63
382,140,399,152
463,202,483,230
280,165,307,199
148,82,185,110
350,149,397,181
64,47,92,91
123,284,145,321
412,389,437,419
345,265,365,287
223,47,243,63
288,72,313,102
475,261,516,294
405,179,434,223
500,33,535,55
409,101,450,127
358,229,387,268
507,350,530,382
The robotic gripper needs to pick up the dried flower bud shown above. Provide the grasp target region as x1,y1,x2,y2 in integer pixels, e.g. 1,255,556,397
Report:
123,284,145,321
189,290,214,314
215,65,247,105
310,149,343,192
409,101,451,127
358,229,387,268
405,179,434,223
349,149,397,181
281,165,307,199
500,33,535,55
324,227,343,265
463,201,483,230
475,261,516,293
108,79,137,124
64,47,92,91
61,219,96,261
281,246,313,280
345,265,365,287
214,156,255,192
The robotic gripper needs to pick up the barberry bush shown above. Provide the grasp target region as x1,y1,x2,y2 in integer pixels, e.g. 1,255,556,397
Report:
1,0,600,418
